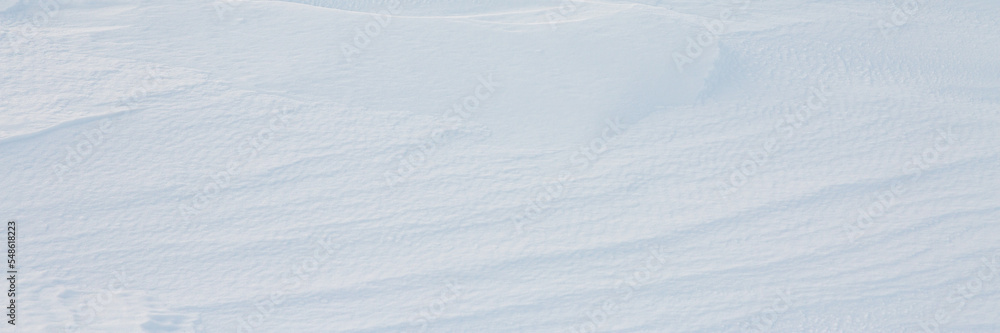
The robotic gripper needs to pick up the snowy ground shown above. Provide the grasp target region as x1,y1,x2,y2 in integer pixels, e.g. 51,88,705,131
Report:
1,0,999,332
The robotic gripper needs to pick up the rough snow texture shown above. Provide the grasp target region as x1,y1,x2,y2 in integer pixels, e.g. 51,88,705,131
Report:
1,0,999,332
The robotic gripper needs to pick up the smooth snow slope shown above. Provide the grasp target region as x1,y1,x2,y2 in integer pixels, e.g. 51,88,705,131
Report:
1,0,999,332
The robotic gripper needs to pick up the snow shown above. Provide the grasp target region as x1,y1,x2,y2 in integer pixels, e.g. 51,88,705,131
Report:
1,0,999,332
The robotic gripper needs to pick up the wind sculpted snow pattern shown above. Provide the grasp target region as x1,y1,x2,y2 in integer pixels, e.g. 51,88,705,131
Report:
1,0,999,332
